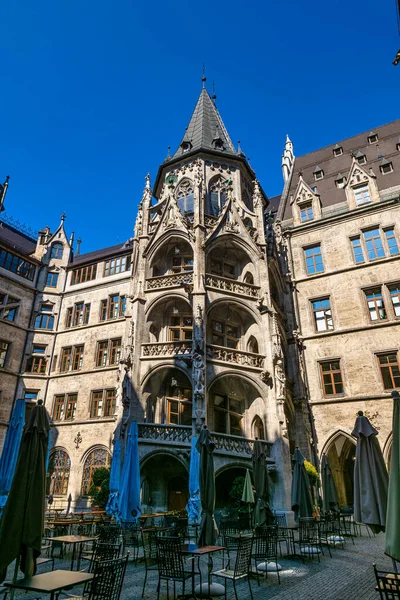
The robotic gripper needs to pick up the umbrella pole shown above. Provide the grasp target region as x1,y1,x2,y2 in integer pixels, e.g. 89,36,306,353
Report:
9,555,20,600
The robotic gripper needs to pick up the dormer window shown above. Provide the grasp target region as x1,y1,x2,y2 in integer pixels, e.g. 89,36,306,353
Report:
335,173,346,189
50,242,63,260
396,138,400,151
181,141,192,153
368,132,378,144
313,166,324,181
300,202,314,222
355,151,366,165
333,145,343,157
380,159,393,175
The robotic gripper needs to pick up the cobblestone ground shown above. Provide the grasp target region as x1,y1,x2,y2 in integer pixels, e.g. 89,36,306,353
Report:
3,530,396,600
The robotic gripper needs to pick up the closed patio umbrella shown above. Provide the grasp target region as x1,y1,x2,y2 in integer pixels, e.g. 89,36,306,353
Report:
242,469,254,528
186,436,201,525
0,400,50,581
291,447,313,522
352,411,388,534
106,438,121,520
66,493,72,515
196,426,218,546
119,422,141,523
321,453,338,513
252,439,273,528
385,391,400,564
0,399,25,514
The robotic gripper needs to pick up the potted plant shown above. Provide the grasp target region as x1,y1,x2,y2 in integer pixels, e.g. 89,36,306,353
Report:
88,467,110,510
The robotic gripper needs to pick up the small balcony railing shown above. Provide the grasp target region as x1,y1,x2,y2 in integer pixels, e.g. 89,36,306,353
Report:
146,272,193,291
207,344,265,369
141,341,192,358
137,423,273,458
205,273,260,298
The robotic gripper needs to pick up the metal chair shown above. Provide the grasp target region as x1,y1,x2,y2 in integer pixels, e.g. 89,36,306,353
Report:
97,524,121,544
252,527,281,585
212,534,254,600
294,518,330,563
155,536,197,600
141,529,159,597
66,555,129,600
374,564,400,599
273,512,294,556
121,522,139,563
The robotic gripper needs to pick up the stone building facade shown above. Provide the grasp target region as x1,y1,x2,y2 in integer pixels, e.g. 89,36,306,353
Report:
277,120,400,506
0,87,305,513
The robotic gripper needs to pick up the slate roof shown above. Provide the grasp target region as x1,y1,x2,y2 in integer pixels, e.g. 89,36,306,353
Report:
0,220,37,257
171,88,237,160
69,241,133,267
279,119,400,221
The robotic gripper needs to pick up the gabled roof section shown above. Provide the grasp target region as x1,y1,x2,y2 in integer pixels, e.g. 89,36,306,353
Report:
0,220,37,256
69,241,133,268
171,88,236,159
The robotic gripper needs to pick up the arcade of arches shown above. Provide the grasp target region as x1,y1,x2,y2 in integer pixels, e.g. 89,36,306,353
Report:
325,433,356,507
141,453,189,512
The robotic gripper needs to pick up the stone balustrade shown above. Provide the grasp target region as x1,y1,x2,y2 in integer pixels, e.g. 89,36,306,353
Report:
146,272,193,290
207,344,265,369
141,341,192,358
205,273,260,298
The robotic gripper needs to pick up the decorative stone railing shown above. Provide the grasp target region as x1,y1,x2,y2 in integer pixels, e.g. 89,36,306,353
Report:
205,273,260,298
142,341,192,358
207,344,265,369
146,272,193,291
204,215,218,230
138,423,192,445
137,423,273,458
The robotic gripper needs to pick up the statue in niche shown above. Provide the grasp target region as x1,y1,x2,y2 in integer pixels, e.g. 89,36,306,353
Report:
193,305,204,354
193,352,205,398
134,203,143,238
275,359,286,399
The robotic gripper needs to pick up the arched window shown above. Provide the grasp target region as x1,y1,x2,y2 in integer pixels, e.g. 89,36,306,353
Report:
247,335,259,354
176,180,194,215
81,446,111,495
47,448,71,495
50,243,63,260
243,272,254,285
208,177,227,216
252,416,265,440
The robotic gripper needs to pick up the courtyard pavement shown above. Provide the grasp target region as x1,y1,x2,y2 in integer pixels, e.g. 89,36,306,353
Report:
3,529,395,600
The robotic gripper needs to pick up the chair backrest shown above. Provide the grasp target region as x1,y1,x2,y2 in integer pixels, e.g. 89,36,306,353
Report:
252,529,278,561
90,542,121,568
98,524,121,543
142,529,158,567
88,555,129,600
299,518,319,542
156,536,185,579
233,535,253,578
121,522,139,546
373,564,400,599
273,513,287,528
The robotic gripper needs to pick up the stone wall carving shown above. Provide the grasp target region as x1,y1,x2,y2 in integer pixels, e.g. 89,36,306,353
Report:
142,341,192,357
207,344,265,369
146,272,193,290
205,274,259,298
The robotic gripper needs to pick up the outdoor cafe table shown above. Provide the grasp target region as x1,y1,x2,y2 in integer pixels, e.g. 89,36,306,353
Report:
47,535,98,570
180,544,225,599
4,569,94,600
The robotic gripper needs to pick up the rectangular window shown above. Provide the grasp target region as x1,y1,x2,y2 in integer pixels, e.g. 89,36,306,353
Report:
378,353,400,389
171,255,194,273
66,303,91,328
389,285,400,317
365,288,387,321
24,390,38,401
169,316,193,342
90,390,104,418
304,245,324,275
71,263,97,285
66,307,73,328
213,394,243,435
320,360,344,395
354,185,371,205
0,340,10,368
46,272,59,287
53,395,65,421
26,355,47,374
0,295,20,323
351,237,365,264
363,228,385,260
104,389,116,417
65,394,77,420
300,203,314,222
72,345,84,371
100,295,126,321
0,247,36,281
34,305,54,330
384,228,399,256
312,298,334,332
60,347,72,372
104,255,131,277
96,341,109,367
109,339,122,365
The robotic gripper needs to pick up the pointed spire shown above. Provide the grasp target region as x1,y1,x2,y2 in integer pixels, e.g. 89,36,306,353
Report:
60,212,66,226
76,238,82,256
171,88,236,160
282,135,295,182
0,175,10,213
69,231,74,247
202,63,206,88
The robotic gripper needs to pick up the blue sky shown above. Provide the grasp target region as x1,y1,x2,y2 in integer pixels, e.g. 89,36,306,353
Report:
1,0,399,252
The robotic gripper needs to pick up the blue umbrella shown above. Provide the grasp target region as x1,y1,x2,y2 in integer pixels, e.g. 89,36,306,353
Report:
186,436,201,525
119,422,141,523
0,399,25,514
106,439,121,519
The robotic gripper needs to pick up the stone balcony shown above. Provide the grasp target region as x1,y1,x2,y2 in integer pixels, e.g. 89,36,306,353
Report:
205,273,260,299
141,341,192,359
206,344,265,370
137,423,273,460
145,272,193,291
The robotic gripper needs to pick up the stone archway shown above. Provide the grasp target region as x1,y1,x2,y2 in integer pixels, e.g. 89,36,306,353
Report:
140,452,189,513
215,466,247,511
324,432,356,508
